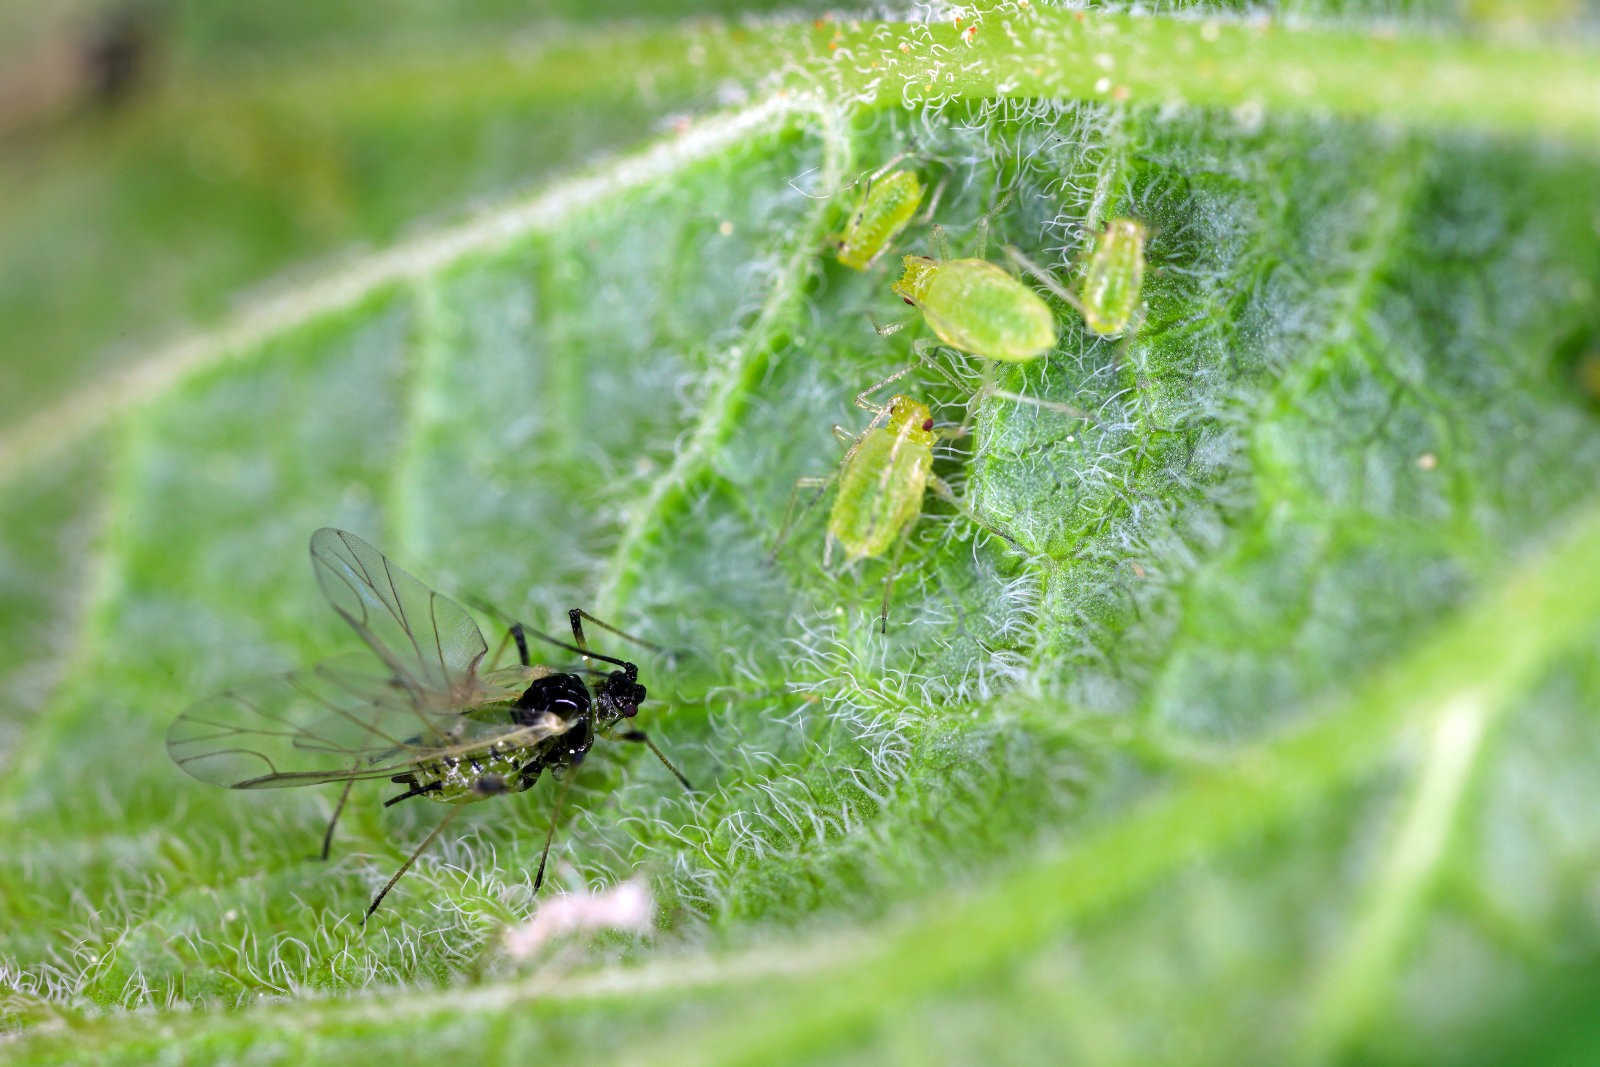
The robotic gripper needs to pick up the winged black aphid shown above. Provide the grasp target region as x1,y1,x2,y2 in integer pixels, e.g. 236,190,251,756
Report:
167,528,691,921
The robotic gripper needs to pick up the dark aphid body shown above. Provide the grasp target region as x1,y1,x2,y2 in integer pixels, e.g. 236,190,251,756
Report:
166,528,688,921
391,666,647,804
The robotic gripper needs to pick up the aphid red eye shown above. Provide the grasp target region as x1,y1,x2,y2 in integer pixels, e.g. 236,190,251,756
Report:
921,418,934,431
902,297,915,306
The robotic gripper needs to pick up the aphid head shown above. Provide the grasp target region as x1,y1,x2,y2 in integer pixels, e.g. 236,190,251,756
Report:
885,394,936,438
891,255,937,306
595,667,647,723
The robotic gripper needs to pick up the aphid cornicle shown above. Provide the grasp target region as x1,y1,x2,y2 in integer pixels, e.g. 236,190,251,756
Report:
891,254,1057,362
836,168,926,271
1077,218,1147,337
166,528,691,921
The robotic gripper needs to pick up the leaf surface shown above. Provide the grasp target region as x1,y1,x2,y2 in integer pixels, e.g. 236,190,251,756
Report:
2,6,1599,1064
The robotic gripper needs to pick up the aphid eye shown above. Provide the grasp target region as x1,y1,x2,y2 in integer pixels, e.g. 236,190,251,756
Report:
921,418,935,431
902,296,915,306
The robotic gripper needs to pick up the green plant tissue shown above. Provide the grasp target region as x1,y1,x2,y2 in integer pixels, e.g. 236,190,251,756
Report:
2,3,1599,1064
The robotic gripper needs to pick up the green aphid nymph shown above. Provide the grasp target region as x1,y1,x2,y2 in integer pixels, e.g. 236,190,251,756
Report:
892,254,1057,362
837,169,926,271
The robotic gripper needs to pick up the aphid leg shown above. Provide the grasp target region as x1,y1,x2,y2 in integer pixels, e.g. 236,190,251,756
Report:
908,341,970,390
1003,245,1087,316
1109,304,1148,369
567,609,663,656
616,729,695,791
465,596,532,669
770,474,836,561
318,777,356,861
971,356,1092,421
533,774,576,894
384,779,442,807
484,621,530,669
972,188,1015,260
522,626,636,671
914,174,948,225
928,475,1025,555
930,223,953,262
363,806,464,924
876,525,915,634
869,312,909,339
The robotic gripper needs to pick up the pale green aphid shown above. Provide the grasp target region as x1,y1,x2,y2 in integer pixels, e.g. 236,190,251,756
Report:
1077,218,1147,337
773,370,975,632
891,254,1057,362
828,392,938,563
836,169,926,271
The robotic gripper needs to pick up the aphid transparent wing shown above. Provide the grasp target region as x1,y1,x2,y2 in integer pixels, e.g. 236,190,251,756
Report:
309,527,488,699
167,657,567,789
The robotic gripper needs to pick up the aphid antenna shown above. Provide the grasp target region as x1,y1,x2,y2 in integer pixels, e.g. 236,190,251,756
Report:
784,164,829,200
974,356,1095,421
854,140,958,190
1003,244,1087,316
567,607,666,656
850,362,921,415
522,627,637,673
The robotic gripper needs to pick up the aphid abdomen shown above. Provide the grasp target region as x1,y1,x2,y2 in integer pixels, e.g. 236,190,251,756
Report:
416,744,541,803
837,169,925,271
829,423,933,562
894,256,1056,362
1079,218,1146,337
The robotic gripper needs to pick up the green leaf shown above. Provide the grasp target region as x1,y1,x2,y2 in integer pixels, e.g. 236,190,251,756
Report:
4,6,1600,1064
